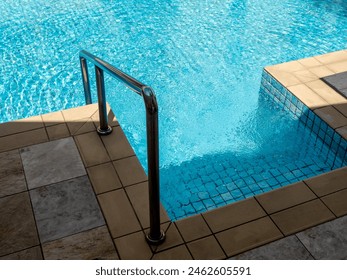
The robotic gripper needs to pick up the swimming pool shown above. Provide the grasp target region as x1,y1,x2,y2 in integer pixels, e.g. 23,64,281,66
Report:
1,0,347,220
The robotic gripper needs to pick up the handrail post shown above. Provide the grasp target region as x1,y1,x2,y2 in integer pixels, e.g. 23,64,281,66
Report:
80,57,92,105
95,66,113,135
142,86,165,245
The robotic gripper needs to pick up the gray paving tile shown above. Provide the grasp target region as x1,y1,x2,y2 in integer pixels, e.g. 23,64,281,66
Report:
30,176,105,243
21,137,86,189
296,215,347,260
42,226,118,260
322,71,347,98
0,150,27,197
229,236,313,260
0,192,39,256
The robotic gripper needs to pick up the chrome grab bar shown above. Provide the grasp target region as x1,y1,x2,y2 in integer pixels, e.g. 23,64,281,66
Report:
79,50,165,245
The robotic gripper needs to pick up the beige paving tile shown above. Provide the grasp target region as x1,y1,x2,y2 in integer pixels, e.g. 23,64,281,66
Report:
314,50,347,65
74,132,110,167
66,118,96,135
175,214,212,242
308,66,335,78
288,84,329,109
305,167,347,196
113,156,147,187
187,236,226,260
203,198,266,233
125,182,169,228
152,245,192,260
314,106,347,129
0,192,39,257
305,80,347,105
256,182,317,214
336,126,347,140
46,123,70,140
101,126,135,161
42,226,118,260
0,128,48,153
114,231,152,260
321,189,347,217
326,60,347,73
87,162,122,194
334,103,347,118
264,69,301,87
0,115,43,137
62,104,98,121
98,189,141,238
216,217,283,257
270,199,335,236
293,69,318,83
91,104,119,128
41,111,65,126
150,223,184,253
0,246,42,260
266,60,305,72
298,57,322,68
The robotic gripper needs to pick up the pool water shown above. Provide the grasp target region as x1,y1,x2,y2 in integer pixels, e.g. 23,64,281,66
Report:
1,0,347,220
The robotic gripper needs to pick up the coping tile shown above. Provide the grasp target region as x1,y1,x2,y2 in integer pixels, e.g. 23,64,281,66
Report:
203,198,266,233
293,69,318,83
97,189,141,238
297,57,322,68
264,69,301,87
0,192,39,257
62,104,98,121
216,217,283,257
0,246,43,260
229,235,313,260
21,137,86,189
101,126,135,161
255,182,317,214
296,215,347,259
326,61,347,73
46,123,70,140
334,103,347,118
314,50,347,65
74,132,110,167
0,115,43,137
0,128,48,153
152,245,192,260
175,214,212,242
42,226,118,260
287,84,329,109
113,156,147,187
66,118,96,135
30,176,105,243
187,236,226,260
150,223,184,253
126,182,170,228
336,126,347,140
305,80,347,105
308,66,335,78
270,199,335,236
41,111,65,127
114,231,152,260
266,60,305,72
321,188,347,217
314,106,347,129
304,167,347,196
321,71,347,92
87,162,122,194
0,150,27,198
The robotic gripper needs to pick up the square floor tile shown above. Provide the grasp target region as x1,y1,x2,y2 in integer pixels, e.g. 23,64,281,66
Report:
0,150,27,197
30,176,105,243
114,231,152,260
21,137,86,189
0,192,39,256
187,236,226,260
152,245,192,260
0,246,43,260
296,216,347,259
42,226,118,260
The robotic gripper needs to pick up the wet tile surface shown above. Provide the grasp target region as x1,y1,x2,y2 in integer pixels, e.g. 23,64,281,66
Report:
42,226,118,260
21,137,86,189
30,176,105,243
0,150,27,197
322,71,347,98
297,215,347,259
229,235,313,260
0,192,39,256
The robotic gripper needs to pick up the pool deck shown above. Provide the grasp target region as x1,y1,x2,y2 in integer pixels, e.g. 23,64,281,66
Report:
0,50,347,260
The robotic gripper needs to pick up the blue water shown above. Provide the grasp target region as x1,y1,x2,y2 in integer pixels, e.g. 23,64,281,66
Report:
1,0,347,219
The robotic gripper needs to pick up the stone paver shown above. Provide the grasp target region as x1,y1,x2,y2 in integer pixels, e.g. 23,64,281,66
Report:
21,137,86,189
30,176,105,243
0,246,43,260
187,236,226,260
152,245,192,260
175,214,211,242
114,231,152,260
113,156,147,187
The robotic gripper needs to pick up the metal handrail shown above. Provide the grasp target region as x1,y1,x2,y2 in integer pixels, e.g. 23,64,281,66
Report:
79,50,165,245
